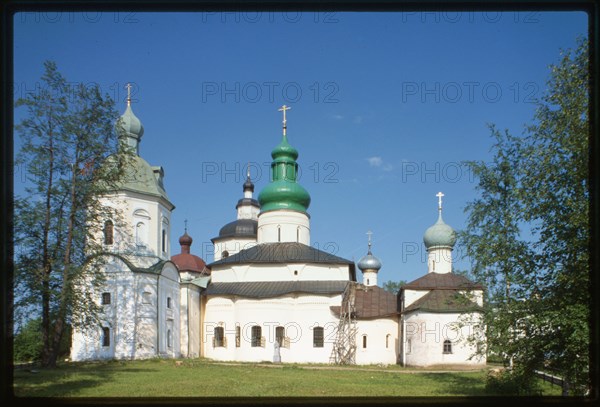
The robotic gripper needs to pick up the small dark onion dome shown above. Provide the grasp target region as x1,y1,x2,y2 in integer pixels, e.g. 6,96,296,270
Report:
357,250,382,272
171,231,209,274
243,176,254,193
217,218,258,239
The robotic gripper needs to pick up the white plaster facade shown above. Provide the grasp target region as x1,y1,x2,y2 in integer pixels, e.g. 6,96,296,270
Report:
354,317,398,365
257,210,310,245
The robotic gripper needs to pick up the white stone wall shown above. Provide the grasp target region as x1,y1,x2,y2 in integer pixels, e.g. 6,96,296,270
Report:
257,210,310,245
427,247,452,274
202,294,341,363
402,289,430,309
362,270,378,287
212,238,257,262
70,256,182,361
210,263,351,283
180,283,202,358
401,311,485,367
355,317,398,365
98,191,172,260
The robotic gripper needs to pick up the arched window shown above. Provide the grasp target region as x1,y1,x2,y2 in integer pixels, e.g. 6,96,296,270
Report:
102,327,110,347
296,227,300,242
214,327,225,347
443,339,452,354
386,334,391,349
251,325,262,347
136,222,146,246
406,339,412,354
103,221,113,245
276,326,285,346
167,329,172,348
367,279,370,285
313,326,324,348
162,229,167,253
362,334,368,349
277,225,281,242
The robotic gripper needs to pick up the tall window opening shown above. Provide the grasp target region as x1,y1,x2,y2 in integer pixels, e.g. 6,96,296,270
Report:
251,326,262,347
162,229,167,252
276,326,285,347
386,334,391,349
102,327,110,347
313,326,324,348
235,326,241,347
214,327,225,347
103,220,113,245
167,329,172,348
101,292,111,305
362,335,368,349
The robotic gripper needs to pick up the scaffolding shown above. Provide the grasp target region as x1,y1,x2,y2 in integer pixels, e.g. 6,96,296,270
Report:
329,281,358,364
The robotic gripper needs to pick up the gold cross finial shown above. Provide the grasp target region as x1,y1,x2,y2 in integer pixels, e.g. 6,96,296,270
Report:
278,105,291,136
436,191,445,211
126,83,132,106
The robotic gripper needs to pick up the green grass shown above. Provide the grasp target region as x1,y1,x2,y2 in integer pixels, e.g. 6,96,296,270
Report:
12,358,563,398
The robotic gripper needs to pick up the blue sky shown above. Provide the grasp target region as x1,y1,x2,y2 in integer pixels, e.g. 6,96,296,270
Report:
13,10,587,285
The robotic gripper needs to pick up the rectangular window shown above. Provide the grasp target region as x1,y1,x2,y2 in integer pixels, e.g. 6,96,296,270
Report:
102,327,110,347
101,292,111,305
443,340,452,354
167,297,172,309
251,326,262,347
313,327,324,348
235,326,241,348
407,339,412,354
275,326,284,347
362,335,367,349
214,327,225,347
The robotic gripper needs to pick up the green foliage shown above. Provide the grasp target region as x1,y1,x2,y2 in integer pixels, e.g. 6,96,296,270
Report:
382,280,406,295
13,318,43,363
14,60,133,367
485,368,541,396
459,36,589,394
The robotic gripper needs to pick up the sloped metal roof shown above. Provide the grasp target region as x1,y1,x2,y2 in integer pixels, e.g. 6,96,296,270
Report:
403,289,482,313
402,272,483,290
204,280,348,298
209,242,355,267
330,284,399,319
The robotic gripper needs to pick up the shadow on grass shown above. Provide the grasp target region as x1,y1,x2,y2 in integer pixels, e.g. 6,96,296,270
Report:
423,373,488,396
13,362,157,398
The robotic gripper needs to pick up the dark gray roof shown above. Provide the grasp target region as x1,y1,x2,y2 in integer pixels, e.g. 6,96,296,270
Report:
204,280,349,298
209,242,355,267
402,272,483,291
403,289,482,314
236,198,260,209
213,218,258,240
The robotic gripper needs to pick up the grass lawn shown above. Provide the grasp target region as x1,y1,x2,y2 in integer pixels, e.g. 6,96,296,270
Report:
12,358,563,398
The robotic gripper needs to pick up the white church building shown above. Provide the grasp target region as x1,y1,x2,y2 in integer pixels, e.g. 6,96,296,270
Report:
70,97,486,367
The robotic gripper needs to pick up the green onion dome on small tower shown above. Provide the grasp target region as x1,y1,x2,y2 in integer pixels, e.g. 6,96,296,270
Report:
258,105,311,213
115,84,144,154
423,192,457,249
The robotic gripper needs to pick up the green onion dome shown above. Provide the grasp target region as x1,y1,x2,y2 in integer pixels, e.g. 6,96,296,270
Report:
258,134,311,213
423,212,457,249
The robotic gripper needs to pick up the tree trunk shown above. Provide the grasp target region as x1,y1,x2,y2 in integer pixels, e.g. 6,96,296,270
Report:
41,123,54,367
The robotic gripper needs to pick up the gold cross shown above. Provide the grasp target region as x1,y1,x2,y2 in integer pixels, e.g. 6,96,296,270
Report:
278,105,291,136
